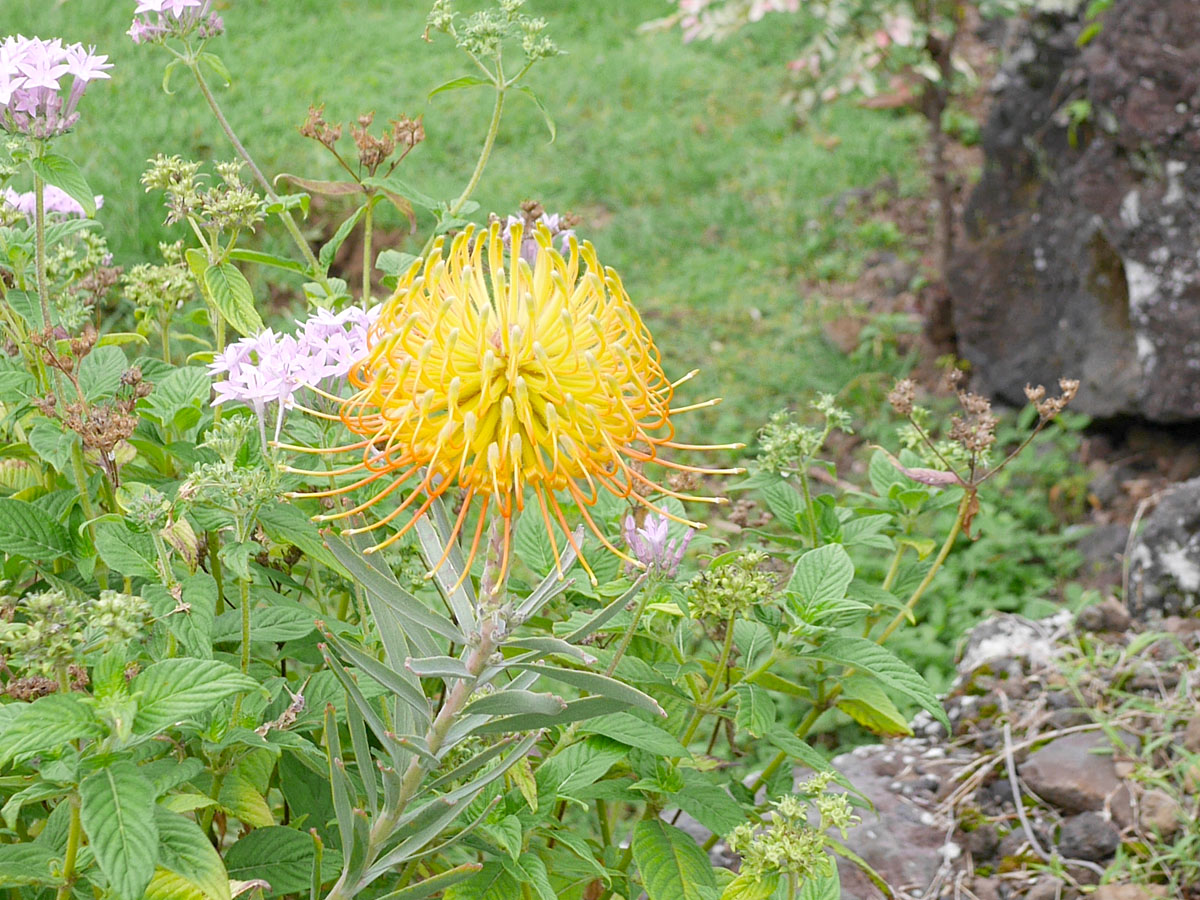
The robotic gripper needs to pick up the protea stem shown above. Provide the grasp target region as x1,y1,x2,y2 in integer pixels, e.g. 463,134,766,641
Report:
323,517,508,900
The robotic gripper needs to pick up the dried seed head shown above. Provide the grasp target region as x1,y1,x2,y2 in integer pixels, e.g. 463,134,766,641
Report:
887,378,916,416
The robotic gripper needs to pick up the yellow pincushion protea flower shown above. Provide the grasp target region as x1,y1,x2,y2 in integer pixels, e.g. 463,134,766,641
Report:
285,221,738,584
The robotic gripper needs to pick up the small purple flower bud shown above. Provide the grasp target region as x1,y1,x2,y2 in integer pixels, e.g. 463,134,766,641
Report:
624,513,694,579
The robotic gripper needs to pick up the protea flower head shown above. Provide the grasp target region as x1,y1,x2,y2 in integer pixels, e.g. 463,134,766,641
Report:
283,221,739,585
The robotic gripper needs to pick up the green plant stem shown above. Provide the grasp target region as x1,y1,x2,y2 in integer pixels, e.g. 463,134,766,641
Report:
874,489,971,645
448,88,505,220
187,62,328,288
881,544,905,592
361,199,374,310
69,442,105,588
32,172,51,328
604,583,652,677
323,519,508,900
207,530,226,612
679,613,738,747
798,468,820,547
597,798,613,849
708,651,777,708
54,797,81,900
160,311,171,363
231,575,252,722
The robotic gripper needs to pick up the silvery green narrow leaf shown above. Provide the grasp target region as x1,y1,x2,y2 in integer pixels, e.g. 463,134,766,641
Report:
462,690,567,718
319,646,404,769
470,696,633,736
405,655,472,680
367,795,500,884
344,694,378,815
323,704,356,864
515,529,582,619
373,862,484,900
508,663,665,717
391,735,440,766
563,576,647,642
414,510,476,632
326,534,456,652
322,629,431,726
502,636,597,665
419,735,523,795
309,830,324,900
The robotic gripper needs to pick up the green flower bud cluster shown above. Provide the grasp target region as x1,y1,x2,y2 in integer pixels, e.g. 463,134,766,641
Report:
758,394,852,476
687,550,776,620
123,241,194,322
426,0,560,64
141,155,264,233
0,588,150,678
725,774,857,880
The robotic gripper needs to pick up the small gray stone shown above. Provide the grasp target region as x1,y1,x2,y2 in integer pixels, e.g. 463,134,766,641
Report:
1138,789,1182,837
1027,876,1068,900
1057,811,1120,861
1018,731,1137,815
1184,714,1200,753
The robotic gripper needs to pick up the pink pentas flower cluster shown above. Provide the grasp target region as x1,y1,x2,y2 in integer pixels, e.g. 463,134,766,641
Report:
2,185,104,219
675,0,799,42
624,513,694,578
128,0,225,46
500,212,575,266
209,305,379,440
0,36,111,137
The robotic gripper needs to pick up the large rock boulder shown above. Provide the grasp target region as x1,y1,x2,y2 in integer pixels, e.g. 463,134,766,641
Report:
948,0,1200,422
1127,477,1200,621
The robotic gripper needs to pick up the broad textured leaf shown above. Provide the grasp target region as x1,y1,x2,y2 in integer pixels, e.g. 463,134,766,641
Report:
94,519,158,578
218,772,274,828
0,692,101,767
228,247,311,275
27,420,77,473
0,497,71,561
154,807,231,900
0,844,60,886
429,75,490,99
143,868,209,900
721,872,780,900
257,503,349,576
536,735,627,797
77,345,127,401
224,825,341,894
633,820,719,900
811,636,949,730
514,508,557,575
787,544,854,606
672,770,745,838
133,658,258,733
142,366,210,434
579,712,689,757
838,674,913,737
212,605,316,643
79,761,159,900
799,872,841,900
204,263,263,336
734,684,776,739
30,154,96,215
443,862,520,900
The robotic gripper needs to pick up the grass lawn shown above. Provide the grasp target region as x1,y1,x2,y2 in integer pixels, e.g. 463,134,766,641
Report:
12,0,926,443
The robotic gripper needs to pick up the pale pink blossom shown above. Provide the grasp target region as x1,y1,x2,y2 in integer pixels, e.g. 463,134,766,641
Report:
0,35,110,137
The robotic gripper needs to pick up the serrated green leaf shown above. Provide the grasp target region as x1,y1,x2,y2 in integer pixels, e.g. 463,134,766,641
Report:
443,862,520,900
734,684,776,739
218,771,275,828
0,691,101,768
633,820,719,900
154,807,231,900
204,263,263,337
0,843,61,886
318,204,366,272
94,518,158,578
579,712,689,757
798,872,840,900
79,761,159,900
211,605,316,643
256,503,349,577
77,345,127,401
27,419,78,473
29,154,96,216
0,497,71,561
837,673,913,737
514,507,557,575
673,770,745,838
224,825,342,894
132,658,259,733
811,636,949,730
787,544,854,606
720,872,779,900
